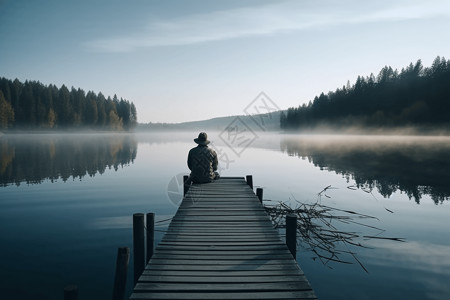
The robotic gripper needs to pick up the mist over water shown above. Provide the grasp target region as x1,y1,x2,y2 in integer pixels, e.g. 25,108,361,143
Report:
1,132,450,299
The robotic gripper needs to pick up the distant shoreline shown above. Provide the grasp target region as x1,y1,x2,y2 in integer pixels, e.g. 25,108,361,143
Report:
0,128,134,135
280,125,450,136
2,123,450,137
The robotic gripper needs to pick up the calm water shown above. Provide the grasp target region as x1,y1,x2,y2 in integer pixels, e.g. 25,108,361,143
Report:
1,132,450,299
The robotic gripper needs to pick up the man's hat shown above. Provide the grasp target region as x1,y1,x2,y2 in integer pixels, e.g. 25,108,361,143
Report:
194,132,210,145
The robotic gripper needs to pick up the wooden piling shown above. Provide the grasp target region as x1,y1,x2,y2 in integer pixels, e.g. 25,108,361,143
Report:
286,214,297,260
183,175,189,195
133,213,145,285
246,175,253,190
63,284,78,300
256,187,263,203
146,213,155,263
112,247,130,300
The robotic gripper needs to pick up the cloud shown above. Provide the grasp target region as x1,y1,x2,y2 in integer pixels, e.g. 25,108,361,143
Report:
364,239,450,275
88,216,131,230
362,239,450,298
88,215,173,230
83,0,450,53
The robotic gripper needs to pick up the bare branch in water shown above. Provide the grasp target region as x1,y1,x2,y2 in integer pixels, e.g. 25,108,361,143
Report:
264,189,404,272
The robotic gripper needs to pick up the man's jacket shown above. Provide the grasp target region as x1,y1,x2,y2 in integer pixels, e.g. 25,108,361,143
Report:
187,145,218,183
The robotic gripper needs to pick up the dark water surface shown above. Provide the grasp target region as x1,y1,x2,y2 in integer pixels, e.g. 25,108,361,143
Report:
1,132,449,299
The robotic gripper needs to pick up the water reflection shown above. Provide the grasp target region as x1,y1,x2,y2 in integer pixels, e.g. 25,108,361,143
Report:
280,135,450,204
0,133,137,186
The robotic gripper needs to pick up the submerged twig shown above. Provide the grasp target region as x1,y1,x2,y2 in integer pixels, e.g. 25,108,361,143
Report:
265,188,404,272
155,217,173,224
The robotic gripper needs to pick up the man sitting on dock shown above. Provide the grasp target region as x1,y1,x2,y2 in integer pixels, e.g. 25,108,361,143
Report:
187,132,219,183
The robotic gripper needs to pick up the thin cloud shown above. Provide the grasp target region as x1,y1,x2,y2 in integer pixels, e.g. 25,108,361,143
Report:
364,239,450,275
83,0,450,53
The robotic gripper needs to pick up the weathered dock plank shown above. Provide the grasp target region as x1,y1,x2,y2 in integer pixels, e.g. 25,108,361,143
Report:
131,291,317,300
130,177,316,299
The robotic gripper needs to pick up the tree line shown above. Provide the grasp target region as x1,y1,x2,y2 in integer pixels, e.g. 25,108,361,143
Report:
0,77,137,130
281,56,450,131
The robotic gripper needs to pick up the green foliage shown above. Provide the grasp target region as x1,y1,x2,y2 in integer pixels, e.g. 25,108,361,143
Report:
0,78,137,131
281,56,450,131
0,91,15,129
47,108,56,129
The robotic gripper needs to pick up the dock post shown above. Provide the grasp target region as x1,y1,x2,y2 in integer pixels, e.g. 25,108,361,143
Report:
286,214,297,260
183,175,190,195
246,175,253,190
146,213,155,263
64,285,78,300
133,213,145,285
112,247,130,300
256,188,263,203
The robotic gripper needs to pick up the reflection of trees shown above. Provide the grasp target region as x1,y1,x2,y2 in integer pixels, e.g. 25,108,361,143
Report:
280,136,450,204
0,134,137,186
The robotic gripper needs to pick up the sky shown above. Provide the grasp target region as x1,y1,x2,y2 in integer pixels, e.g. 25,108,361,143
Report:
1,0,449,123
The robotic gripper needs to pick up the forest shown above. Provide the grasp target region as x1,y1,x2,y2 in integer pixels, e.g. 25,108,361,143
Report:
0,78,137,131
281,56,450,131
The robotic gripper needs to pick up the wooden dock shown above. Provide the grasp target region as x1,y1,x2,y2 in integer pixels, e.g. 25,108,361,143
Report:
130,177,316,299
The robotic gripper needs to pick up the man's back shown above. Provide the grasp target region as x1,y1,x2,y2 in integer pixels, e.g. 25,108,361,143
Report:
188,144,218,183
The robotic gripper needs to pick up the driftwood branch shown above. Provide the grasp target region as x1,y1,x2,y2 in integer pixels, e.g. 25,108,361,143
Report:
264,189,405,272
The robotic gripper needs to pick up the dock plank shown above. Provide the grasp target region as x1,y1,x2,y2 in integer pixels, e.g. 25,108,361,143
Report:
134,282,313,292
131,291,316,300
141,270,305,277
138,275,308,283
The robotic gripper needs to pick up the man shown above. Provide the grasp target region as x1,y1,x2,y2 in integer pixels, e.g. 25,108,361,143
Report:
187,132,219,183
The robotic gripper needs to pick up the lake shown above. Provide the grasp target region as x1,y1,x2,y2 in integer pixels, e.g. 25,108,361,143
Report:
1,131,450,299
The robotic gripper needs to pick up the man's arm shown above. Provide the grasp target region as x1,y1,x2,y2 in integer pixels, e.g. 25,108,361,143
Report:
187,149,193,171
211,149,218,171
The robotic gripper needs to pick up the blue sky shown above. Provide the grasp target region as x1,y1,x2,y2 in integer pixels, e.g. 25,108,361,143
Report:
1,0,449,123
